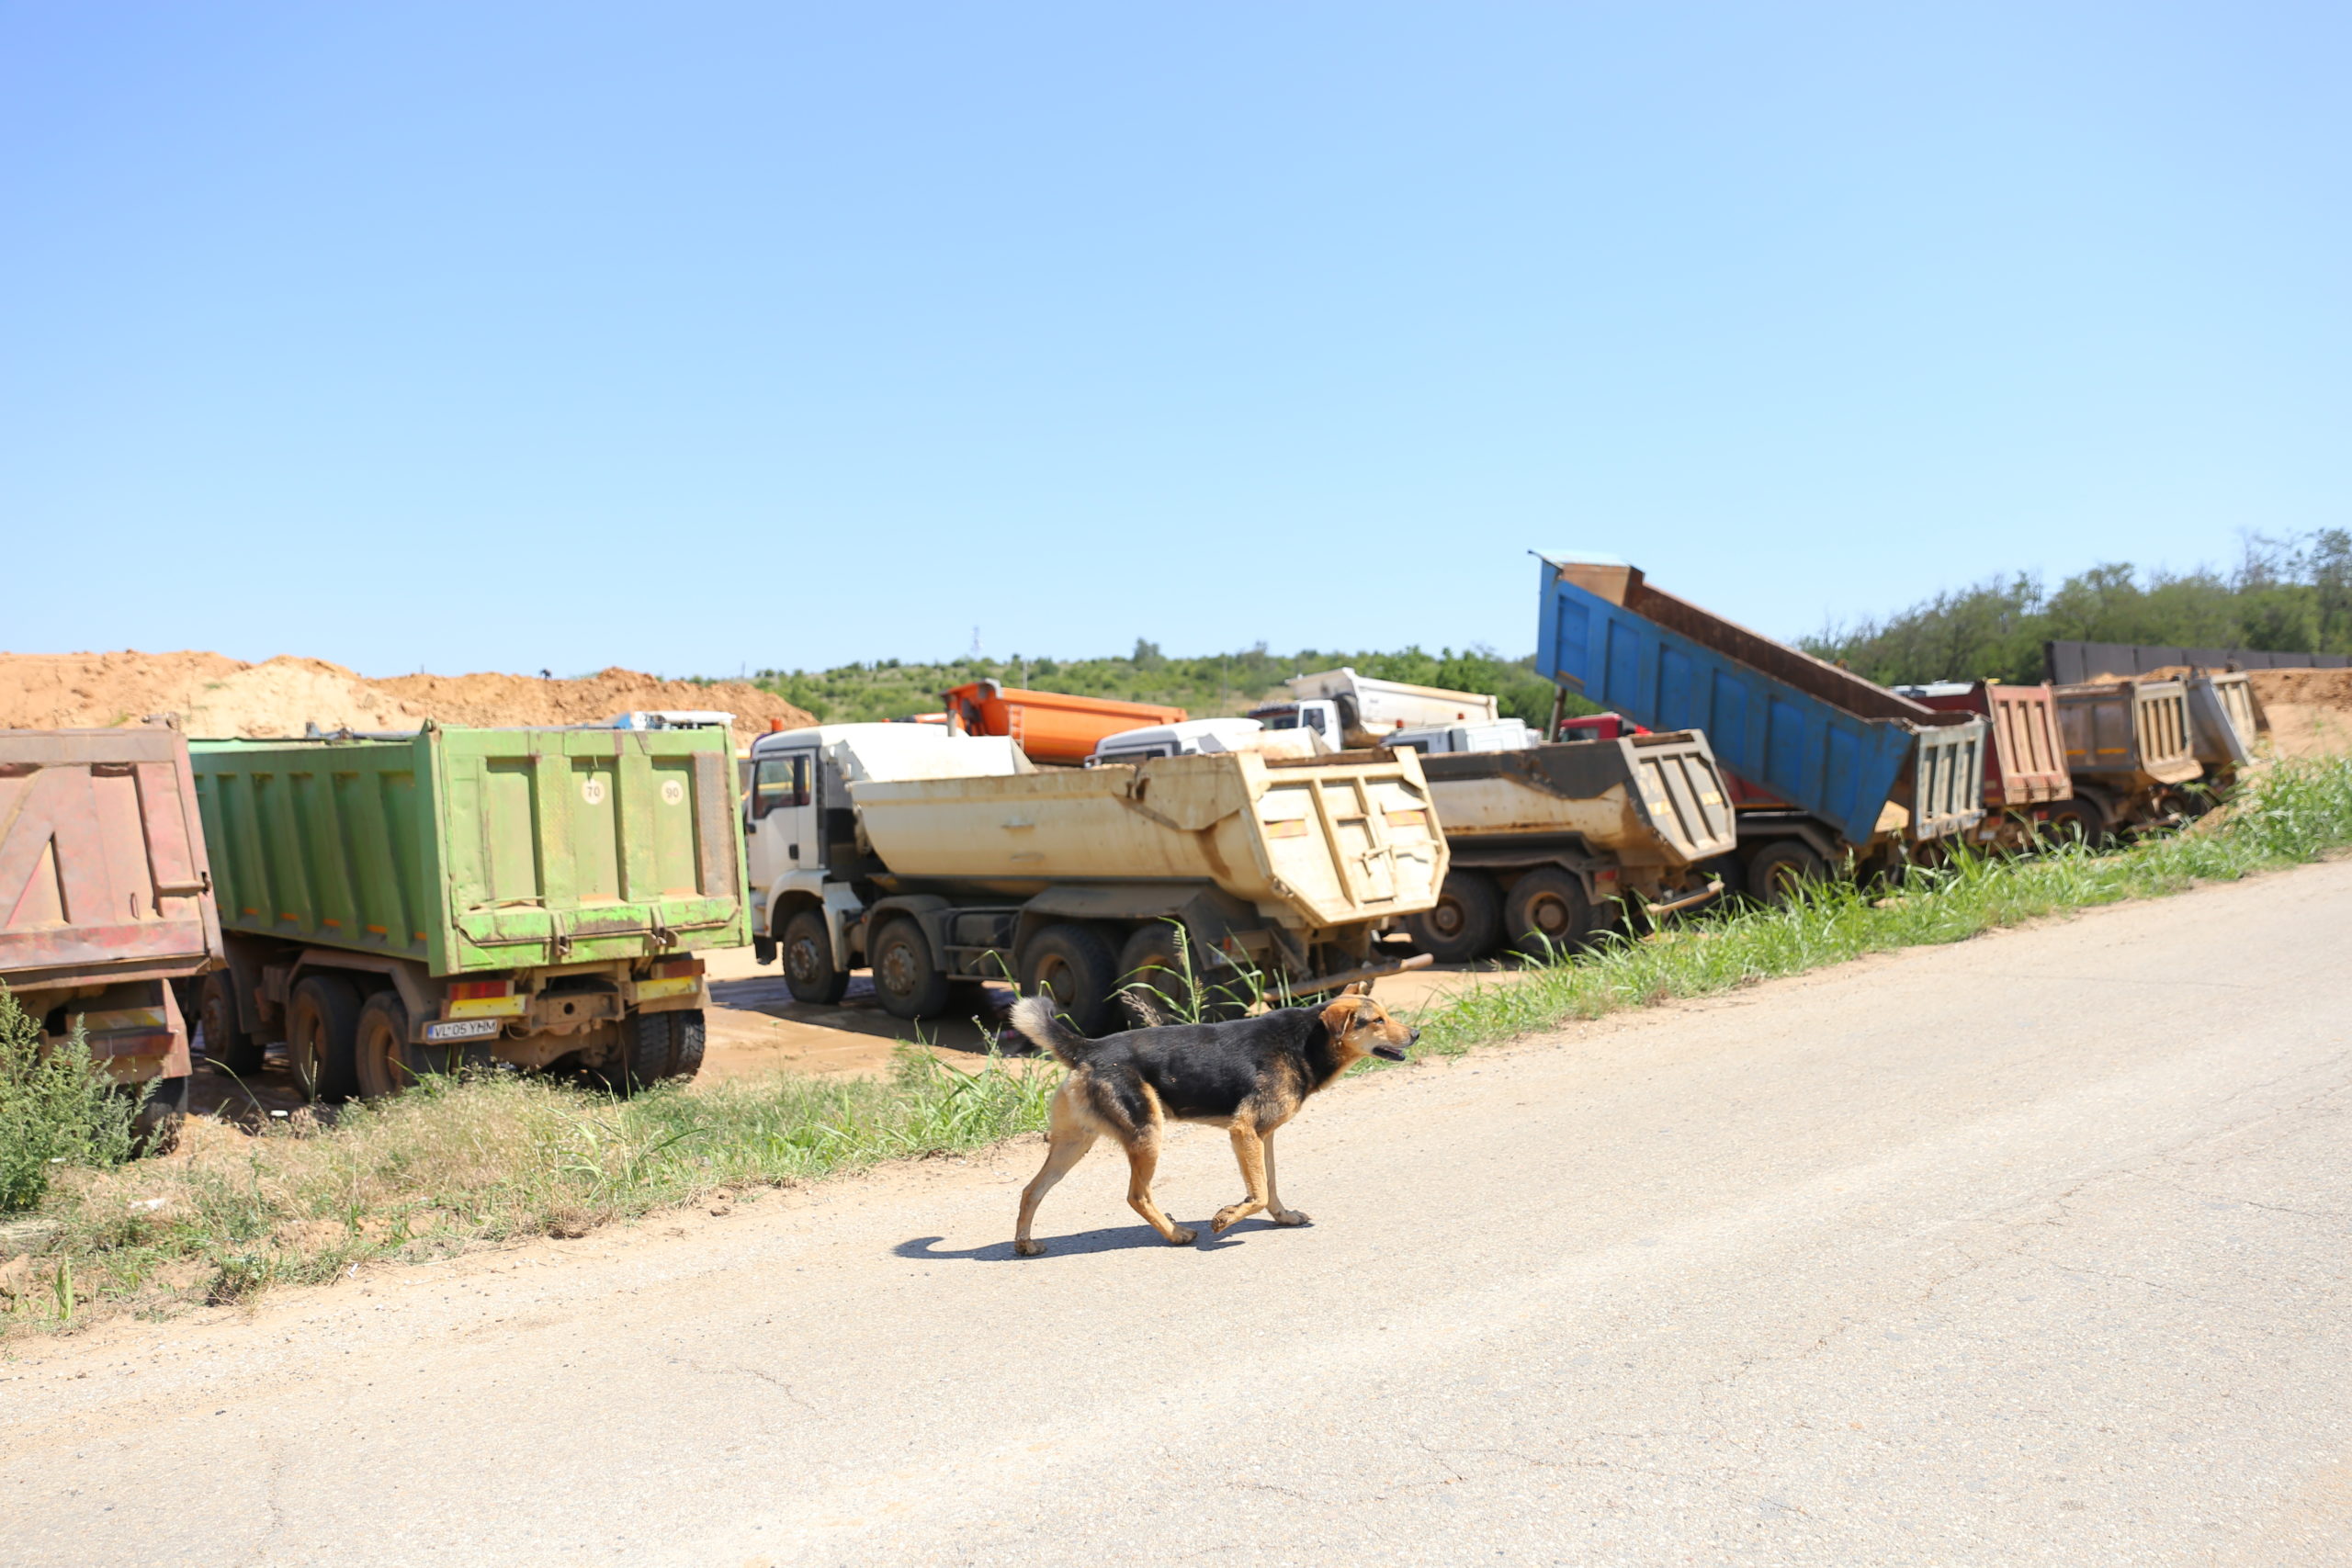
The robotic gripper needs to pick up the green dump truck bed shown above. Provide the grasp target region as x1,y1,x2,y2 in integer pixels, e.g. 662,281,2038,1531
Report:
190,725,749,976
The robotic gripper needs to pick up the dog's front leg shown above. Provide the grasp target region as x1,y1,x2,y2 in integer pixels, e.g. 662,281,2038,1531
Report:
1260,1129,1308,1226
1212,1124,1273,1233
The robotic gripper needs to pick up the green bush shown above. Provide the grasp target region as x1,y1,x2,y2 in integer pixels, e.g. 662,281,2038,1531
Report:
0,990,139,1213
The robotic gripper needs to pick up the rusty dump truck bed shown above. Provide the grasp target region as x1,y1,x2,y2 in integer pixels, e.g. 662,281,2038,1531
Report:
1415,731,1736,870
2053,681,2200,790
1,727,221,992
1904,682,2073,808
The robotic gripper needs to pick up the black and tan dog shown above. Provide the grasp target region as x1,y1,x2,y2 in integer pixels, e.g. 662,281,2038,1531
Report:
1006,985,1417,1256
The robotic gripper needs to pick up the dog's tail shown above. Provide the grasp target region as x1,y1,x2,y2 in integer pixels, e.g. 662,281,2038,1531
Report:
1007,995,1095,1066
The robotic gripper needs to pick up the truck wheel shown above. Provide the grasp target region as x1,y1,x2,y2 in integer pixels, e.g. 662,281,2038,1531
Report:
667,1010,707,1081
872,918,953,1020
2040,797,2109,849
1022,923,1120,1036
354,991,447,1100
1406,870,1503,963
131,1075,189,1156
781,909,851,1006
1504,869,1595,958
1117,922,1246,1024
287,975,362,1103
198,970,264,1076
1745,840,1827,908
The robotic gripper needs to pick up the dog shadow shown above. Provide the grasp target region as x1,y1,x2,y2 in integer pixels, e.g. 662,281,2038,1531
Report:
895,1221,1279,1261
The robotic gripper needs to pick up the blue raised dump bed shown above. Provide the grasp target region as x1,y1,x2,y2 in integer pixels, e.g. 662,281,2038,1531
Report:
1533,553,1984,852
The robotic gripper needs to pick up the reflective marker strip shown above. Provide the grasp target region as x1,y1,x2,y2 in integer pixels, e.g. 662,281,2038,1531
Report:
634,976,699,1001
1265,819,1310,839
447,995,527,1020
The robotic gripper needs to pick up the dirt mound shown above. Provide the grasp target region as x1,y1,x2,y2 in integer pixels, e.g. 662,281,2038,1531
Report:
374,669,812,743
2247,668,2352,761
0,651,813,748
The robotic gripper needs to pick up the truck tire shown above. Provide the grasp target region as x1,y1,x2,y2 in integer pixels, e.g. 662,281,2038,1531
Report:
1504,868,1595,958
1406,869,1503,963
354,991,443,1100
872,918,953,1021
1116,922,1246,1024
287,975,362,1103
603,1008,702,1092
1745,840,1826,908
781,908,851,1006
2040,796,2109,850
198,970,264,1076
1021,922,1120,1036
131,1074,188,1156
667,1010,707,1081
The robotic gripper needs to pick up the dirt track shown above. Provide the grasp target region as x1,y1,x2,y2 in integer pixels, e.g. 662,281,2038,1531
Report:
9,860,2348,1566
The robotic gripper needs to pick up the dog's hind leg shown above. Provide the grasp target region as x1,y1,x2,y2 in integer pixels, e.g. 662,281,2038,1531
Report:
1013,1094,1097,1257
1211,1123,1274,1234
1122,1135,1196,1247
1259,1128,1309,1226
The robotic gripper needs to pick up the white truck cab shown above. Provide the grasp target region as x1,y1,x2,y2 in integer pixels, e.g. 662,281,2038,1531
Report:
1085,716,1267,765
1248,668,1500,750
742,723,1024,993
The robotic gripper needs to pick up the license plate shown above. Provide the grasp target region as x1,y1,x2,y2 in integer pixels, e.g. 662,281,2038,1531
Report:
425,1018,503,1043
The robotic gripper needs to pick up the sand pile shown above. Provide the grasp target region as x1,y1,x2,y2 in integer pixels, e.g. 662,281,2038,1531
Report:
2246,668,2352,761
0,651,812,748
374,669,815,746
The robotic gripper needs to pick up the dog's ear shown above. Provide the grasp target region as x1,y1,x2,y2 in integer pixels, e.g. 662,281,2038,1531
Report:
1318,994,1365,1036
1343,980,1372,997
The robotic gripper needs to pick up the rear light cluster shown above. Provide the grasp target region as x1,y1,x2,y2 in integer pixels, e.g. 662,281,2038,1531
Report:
447,979,515,1001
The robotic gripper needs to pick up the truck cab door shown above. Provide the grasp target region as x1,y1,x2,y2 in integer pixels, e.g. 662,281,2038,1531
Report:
748,748,820,887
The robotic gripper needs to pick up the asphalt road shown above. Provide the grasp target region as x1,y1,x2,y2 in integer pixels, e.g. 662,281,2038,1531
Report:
6,861,2349,1566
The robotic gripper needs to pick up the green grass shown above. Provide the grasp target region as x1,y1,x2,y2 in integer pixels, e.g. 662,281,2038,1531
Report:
6,756,2350,1338
1415,756,2352,1055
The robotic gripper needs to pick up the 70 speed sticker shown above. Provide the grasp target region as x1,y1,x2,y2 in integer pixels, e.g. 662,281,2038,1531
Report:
424,1018,503,1043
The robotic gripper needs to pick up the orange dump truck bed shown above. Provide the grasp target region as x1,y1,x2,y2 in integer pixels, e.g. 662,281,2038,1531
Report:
943,680,1186,766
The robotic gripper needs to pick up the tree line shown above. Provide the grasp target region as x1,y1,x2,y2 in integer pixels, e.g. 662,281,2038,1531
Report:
1800,530,2352,686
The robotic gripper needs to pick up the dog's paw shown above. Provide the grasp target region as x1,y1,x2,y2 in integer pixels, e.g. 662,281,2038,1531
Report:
1210,1206,1246,1233
1013,1238,1045,1257
1167,1227,1197,1246
1270,1209,1311,1227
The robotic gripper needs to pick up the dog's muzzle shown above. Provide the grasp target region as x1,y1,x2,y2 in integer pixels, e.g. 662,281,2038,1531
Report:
1372,1028,1416,1062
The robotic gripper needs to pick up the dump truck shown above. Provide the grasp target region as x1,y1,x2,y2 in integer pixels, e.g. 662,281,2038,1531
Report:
1,724,222,1150
1249,669,1501,750
1396,729,1737,960
2185,671,2263,783
1895,682,2074,848
942,681,1187,767
1532,552,1988,902
744,722,1447,1032
188,724,750,1101
2049,680,2201,841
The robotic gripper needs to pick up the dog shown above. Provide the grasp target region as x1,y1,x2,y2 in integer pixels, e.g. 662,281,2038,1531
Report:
1005,983,1418,1256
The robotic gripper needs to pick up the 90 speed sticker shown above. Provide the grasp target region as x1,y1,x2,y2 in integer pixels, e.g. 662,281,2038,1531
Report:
424,1017,503,1043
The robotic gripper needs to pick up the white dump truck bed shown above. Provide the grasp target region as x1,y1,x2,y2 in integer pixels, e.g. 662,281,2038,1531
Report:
849,749,1448,935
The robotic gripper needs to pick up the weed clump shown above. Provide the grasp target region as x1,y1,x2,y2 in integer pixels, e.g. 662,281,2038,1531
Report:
0,990,139,1213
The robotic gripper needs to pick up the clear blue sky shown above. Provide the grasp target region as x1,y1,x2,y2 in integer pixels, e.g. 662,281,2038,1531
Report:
5,4,2346,678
